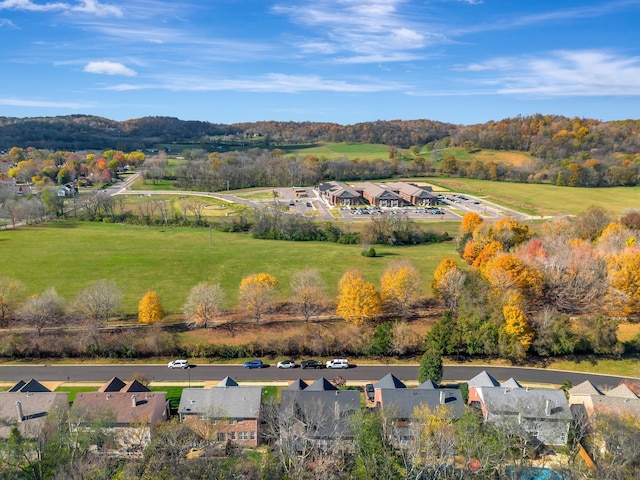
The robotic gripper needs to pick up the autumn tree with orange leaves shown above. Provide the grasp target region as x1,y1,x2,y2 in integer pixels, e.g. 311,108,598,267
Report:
336,269,381,325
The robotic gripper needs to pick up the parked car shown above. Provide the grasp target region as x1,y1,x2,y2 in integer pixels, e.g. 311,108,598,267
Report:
168,359,190,369
326,359,349,369
244,359,264,369
365,383,375,402
277,359,297,369
301,359,325,369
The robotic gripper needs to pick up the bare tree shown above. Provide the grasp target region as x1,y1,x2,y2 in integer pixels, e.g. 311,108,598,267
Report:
183,282,226,328
182,198,207,224
290,268,326,322
437,268,466,313
16,287,65,335
70,279,122,326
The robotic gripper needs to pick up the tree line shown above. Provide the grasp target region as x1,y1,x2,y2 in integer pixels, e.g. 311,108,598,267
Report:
429,208,640,361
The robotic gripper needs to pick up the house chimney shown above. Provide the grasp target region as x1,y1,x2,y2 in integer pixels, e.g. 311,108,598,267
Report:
440,391,446,404
15,401,24,422
131,395,137,408
545,399,551,416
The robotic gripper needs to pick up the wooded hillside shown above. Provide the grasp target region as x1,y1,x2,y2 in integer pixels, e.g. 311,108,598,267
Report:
2,115,639,161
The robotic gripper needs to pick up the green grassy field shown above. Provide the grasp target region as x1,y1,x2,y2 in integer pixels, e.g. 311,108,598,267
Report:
1,222,458,315
426,177,640,216
278,142,393,160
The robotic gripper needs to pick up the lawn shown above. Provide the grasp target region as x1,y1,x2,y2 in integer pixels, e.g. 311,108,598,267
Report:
1,221,458,315
281,143,392,161
426,177,640,217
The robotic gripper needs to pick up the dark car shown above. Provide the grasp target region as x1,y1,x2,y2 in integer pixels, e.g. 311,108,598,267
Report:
301,359,325,369
243,359,264,369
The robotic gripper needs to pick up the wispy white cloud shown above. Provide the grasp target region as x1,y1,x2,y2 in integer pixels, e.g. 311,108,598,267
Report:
84,61,137,76
106,73,405,94
0,0,122,17
459,50,640,97
273,0,434,63
0,17,17,27
0,96,91,108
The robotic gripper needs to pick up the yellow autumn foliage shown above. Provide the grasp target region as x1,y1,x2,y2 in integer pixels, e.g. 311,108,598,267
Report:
138,291,164,324
336,269,381,325
503,304,533,351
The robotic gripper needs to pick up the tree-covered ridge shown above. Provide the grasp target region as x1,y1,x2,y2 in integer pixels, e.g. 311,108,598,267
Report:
2,114,640,159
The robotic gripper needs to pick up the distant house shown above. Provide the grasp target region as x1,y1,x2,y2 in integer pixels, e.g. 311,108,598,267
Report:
56,183,78,198
279,377,360,452
0,379,69,439
317,181,361,206
385,182,437,206
467,371,573,446
370,374,465,448
70,377,169,455
178,377,263,448
352,182,402,207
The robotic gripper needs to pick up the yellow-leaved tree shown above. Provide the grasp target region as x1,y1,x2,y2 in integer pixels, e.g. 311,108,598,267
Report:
481,253,543,302
503,304,534,353
239,273,278,324
460,211,483,235
607,247,640,318
336,269,381,325
380,260,421,318
138,291,164,324
431,258,459,300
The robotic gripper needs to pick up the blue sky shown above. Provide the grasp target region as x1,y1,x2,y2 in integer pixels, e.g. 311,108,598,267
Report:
1,0,640,125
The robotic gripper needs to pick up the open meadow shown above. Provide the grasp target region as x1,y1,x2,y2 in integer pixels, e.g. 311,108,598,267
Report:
0,221,458,315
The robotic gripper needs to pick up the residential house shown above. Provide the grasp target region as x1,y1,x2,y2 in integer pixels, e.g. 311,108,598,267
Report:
568,380,640,422
352,182,403,207
178,377,263,448
385,182,437,206
0,379,69,439
467,371,573,446
317,181,361,206
70,377,169,455
279,377,360,452
370,374,465,448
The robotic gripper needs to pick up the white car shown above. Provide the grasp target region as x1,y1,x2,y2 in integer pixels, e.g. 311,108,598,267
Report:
276,360,297,369
168,359,190,369
326,359,349,369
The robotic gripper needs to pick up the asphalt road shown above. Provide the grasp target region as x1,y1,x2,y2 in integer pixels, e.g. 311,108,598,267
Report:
0,364,633,390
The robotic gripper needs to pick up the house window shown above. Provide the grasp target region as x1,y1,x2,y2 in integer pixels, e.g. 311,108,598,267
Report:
228,419,235,425
230,432,236,440
237,418,244,424
250,431,255,440
239,431,248,440
217,432,226,442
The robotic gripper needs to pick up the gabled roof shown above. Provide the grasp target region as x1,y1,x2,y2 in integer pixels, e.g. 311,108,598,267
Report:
501,378,522,389
286,379,309,391
385,182,436,198
568,380,603,397
178,385,263,419
216,376,239,388
9,379,51,393
417,380,439,390
73,391,168,425
99,377,127,392
122,380,151,393
468,370,500,388
605,384,639,399
477,387,573,421
306,377,338,391
352,182,402,201
98,377,150,393
0,391,69,438
375,373,406,389
379,388,465,419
